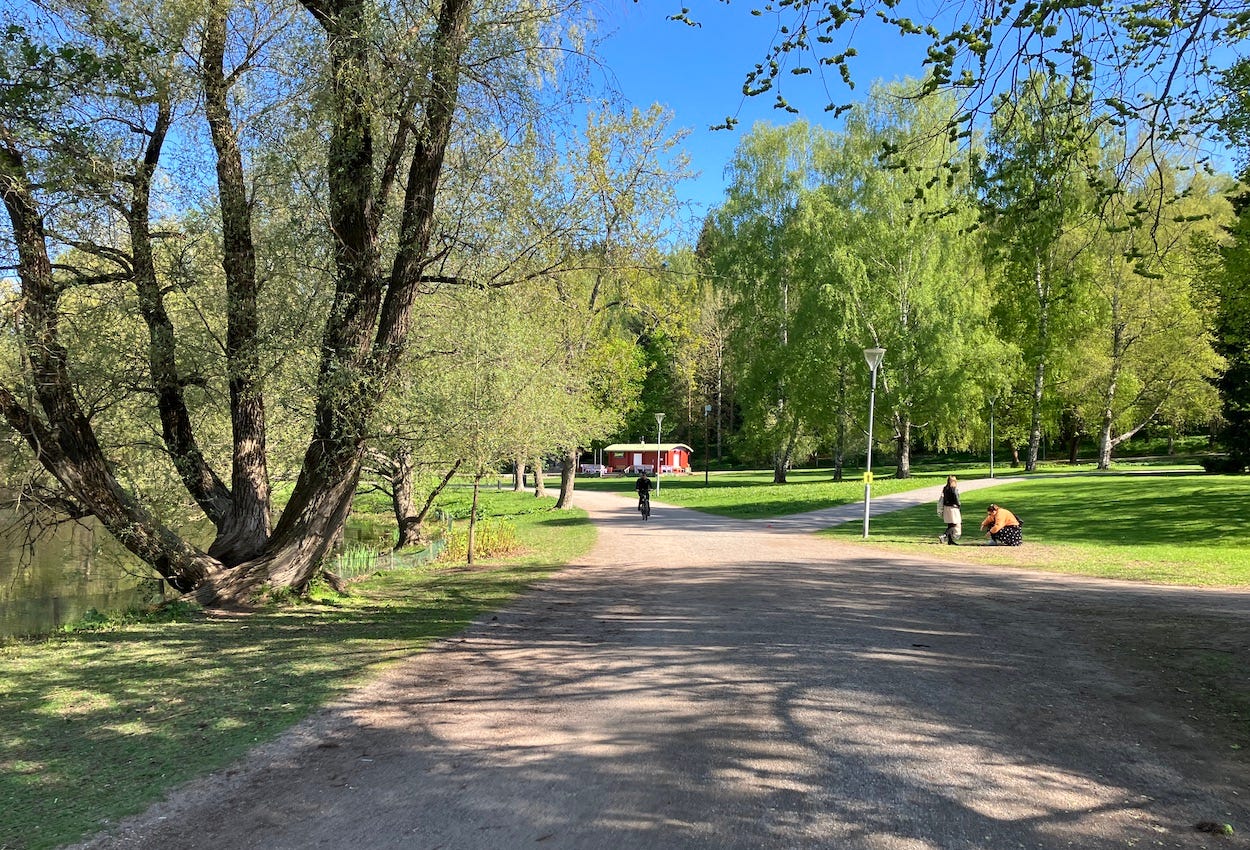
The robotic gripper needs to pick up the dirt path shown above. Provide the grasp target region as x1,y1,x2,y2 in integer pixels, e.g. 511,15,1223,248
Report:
74,487,1250,849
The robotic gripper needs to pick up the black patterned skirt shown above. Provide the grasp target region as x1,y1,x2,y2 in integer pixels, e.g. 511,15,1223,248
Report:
992,525,1023,546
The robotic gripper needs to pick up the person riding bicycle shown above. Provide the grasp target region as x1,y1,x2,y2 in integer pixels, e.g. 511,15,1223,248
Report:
634,471,653,511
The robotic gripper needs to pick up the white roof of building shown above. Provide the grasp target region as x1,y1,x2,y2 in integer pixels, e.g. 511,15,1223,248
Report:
604,443,693,452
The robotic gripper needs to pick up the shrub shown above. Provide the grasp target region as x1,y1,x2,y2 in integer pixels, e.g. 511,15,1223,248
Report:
440,519,520,562
1200,454,1246,474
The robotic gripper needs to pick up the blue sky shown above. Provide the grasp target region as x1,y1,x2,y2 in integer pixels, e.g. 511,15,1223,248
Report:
591,3,1244,222
593,1,932,218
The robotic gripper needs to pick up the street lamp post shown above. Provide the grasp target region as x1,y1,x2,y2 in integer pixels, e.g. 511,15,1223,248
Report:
862,347,886,539
654,413,665,495
703,404,711,485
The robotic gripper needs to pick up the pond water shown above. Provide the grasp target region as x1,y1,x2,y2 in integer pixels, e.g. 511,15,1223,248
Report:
0,513,395,639
0,516,164,639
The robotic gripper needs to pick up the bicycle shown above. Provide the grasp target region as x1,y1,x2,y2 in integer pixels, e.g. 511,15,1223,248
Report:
638,491,651,521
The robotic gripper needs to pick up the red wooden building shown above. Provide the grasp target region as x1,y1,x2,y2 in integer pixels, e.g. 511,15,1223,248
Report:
603,443,693,475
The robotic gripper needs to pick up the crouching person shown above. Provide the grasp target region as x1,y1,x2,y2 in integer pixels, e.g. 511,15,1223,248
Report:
980,503,1022,546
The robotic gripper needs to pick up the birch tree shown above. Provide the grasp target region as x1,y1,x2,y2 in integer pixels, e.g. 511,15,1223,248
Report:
978,74,1103,471
1068,159,1228,468
705,121,830,482
826,83,995,477
1212,59,1250,472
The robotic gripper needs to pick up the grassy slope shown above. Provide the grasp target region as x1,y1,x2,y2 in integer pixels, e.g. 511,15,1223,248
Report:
824,473,1250,586
2,493,593,850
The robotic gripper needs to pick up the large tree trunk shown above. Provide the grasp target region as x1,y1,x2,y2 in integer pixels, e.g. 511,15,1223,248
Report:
203,0,272,564
201,441,365,601
555,449,576,508
894,415,912,479
1,6,264,585
0,157,221,592
512,458,525,492
533,457,549,498
391,448,420,547
127,96,234,533
204,0,474,602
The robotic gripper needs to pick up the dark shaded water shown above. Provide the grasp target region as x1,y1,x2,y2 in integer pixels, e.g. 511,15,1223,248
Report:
0,516,163,638
0,514,394,638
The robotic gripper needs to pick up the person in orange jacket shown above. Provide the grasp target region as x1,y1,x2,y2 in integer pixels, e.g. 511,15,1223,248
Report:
980,503,1023,546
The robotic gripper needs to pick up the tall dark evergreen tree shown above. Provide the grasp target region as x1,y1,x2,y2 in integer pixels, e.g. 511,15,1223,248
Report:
1213,59,1250,472
1215,187,1250,471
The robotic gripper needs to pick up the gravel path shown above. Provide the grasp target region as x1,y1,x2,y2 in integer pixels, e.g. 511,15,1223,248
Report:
75,484,1250,849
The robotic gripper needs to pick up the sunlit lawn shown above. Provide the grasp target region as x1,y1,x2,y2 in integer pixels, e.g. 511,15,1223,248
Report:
823,473,1250,586
1,492,594,850
574,465,944,518
572,456,1207,520
575,462,1243,585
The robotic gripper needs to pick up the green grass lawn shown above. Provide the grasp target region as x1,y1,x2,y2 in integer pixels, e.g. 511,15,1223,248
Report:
572,456,1207,520
824,473,1250,586
6,468,1245,848
574,466,944,518
1,492,594,850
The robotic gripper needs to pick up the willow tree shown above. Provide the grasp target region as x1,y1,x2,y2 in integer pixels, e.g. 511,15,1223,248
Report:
0,0,586,602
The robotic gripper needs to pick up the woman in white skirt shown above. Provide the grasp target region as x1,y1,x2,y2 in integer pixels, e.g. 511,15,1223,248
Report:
937,475,961,545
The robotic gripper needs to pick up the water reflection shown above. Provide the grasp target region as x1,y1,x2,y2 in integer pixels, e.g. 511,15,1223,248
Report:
0,513,396,638
0,515,162,638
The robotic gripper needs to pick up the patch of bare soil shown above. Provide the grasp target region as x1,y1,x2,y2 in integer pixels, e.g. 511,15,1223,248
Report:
1073,609,1250,751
